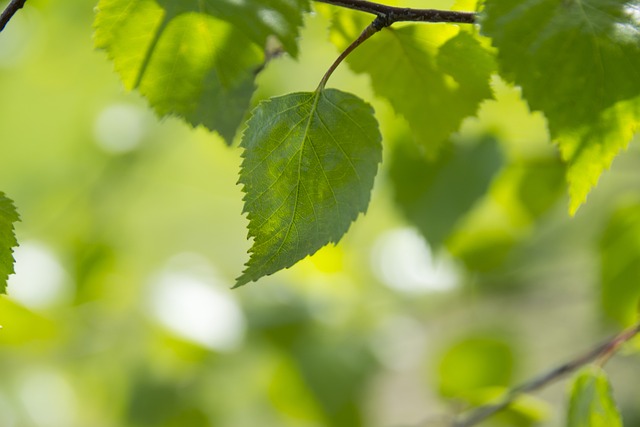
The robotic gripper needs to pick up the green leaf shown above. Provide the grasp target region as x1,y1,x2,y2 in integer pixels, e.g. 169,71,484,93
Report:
237,89,382,286
389,135,503,249
94,0,309,143
0,192,20,294
600,202,640,326
437,334,515,399
567,366,623,427
481,0,640,213
330,13,495,155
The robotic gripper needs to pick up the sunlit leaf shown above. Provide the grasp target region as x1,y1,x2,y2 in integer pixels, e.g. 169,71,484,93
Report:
331,12,495,155
94,0,309,143
390,135,503,248
482,0,640,213
567,366,623,427
0,297,56,345
600,202,640,326
0,192,19,293
237,89,381,286
438,334,514,399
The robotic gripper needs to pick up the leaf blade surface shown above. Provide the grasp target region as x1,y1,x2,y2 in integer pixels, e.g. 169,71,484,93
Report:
331,13,495,155
237,89,382,286
94,0,309,143
567,367,623,427
0,193,19,294
482,0,640,213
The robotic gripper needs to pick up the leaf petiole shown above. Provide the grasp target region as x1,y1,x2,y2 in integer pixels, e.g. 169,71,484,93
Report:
317,16,387,91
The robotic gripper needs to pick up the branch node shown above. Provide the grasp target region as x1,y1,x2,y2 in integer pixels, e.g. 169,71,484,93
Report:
372,14,390,30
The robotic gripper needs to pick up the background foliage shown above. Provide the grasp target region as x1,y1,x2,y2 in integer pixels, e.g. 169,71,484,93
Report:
0,0,639,426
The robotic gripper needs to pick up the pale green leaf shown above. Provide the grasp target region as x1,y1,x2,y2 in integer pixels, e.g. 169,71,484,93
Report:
600,202,640,326
567,367,623,427
438,334,514,399
94,0,309,143
330,12,495,155
237,89,382,286
0,192,19,294
482,0,640,213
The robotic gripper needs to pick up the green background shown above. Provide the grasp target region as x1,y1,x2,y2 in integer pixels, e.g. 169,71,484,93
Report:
0,0,639,426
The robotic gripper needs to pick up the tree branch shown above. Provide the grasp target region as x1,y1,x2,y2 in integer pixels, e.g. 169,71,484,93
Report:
313,0,476,25
445,322,640,427
0,0,27,33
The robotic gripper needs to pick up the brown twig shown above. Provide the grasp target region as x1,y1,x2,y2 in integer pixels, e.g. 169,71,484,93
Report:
313,0,476,24
0,0,27,32
317,15,387,90
446,322,640,427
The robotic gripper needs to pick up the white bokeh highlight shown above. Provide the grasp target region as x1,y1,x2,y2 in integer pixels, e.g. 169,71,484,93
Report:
94,104,149,154
371,228,460,294
7,242,73,310
18,369,77,427
147,256,245,351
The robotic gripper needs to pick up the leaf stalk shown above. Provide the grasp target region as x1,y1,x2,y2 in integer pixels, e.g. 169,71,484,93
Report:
317,16,387,90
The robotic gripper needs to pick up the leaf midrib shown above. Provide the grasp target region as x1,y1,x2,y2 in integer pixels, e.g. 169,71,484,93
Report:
252,90,323,271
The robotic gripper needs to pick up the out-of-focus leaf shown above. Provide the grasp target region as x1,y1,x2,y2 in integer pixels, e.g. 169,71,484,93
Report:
0,297,56,345
128,372,209,426
389,135,503,248
567,366,623,427
237,89,381,286
94,0,309,143
482,0,640,213
464,387,551,427
267,357,324,422
600,203,640,326
0,192,19,293
437,334,514,399
292,332,375,426
447,156,565,272
331,12,495,155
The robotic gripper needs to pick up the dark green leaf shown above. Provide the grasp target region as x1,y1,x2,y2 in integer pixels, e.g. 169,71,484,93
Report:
0,192,19,293
94,0,309,143
331,13,495,155
600,202,640,326
482,0,640,213
237,89,382,286
567,367,622,427
390,135,503,248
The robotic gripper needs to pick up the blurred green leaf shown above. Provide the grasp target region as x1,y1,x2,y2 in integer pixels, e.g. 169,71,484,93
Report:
448,227,517,273
600,202,640,326
0,192,19,293
331,13,495,155
0,297,56,345
447,156,565,273
437,334,514,399
237,89,381,286
507,158,566,220
127,372,209,427
464,387,551,427
567,366,623,427
482,0,640,213
158,0,311,57
292,331,376,426
390,135,502,249
94,0,309,143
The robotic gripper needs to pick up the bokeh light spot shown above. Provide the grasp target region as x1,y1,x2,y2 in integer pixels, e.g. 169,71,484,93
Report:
371,228,460,294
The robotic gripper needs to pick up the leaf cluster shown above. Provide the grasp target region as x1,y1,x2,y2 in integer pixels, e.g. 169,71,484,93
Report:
88,0,639,290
